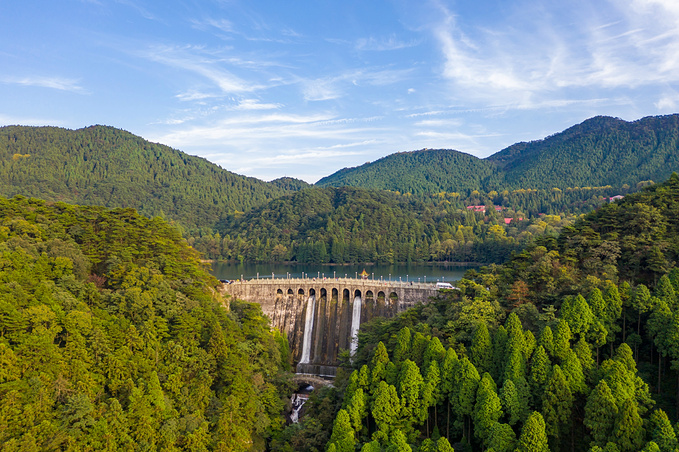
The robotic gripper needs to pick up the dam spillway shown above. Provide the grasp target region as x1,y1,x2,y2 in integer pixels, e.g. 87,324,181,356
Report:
220,277,439,376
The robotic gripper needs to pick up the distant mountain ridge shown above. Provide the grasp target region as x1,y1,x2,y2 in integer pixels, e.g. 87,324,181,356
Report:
317,114,679,193
0,125,285,231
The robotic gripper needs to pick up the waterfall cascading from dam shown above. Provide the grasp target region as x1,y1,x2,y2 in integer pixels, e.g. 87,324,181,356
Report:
300,295,316,364
350,295,362,355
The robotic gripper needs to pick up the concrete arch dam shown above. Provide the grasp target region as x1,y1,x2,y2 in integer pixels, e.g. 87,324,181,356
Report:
220,278,438,376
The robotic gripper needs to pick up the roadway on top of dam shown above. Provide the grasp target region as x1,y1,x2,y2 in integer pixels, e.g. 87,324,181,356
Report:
222,276,443,291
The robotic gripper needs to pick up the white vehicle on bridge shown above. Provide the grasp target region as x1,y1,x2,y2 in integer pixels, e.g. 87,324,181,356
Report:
436,282,455,289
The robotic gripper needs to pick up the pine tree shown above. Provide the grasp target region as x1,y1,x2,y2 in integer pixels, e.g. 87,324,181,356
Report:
515,411,549,452
538,326,555,358
372,381,401,435
398,359,424,433
542,365,573,451
394,327,412,364
328,409,356,452
487,422,516,452
440,347,459,439
473,373,503,447
648,409,678,451
454,357,480,441
470,323,493,374
612,398,645,452
499,379,522,426
346,388,367,436
561,294,594,338
553,320,572,361
387,429,412,452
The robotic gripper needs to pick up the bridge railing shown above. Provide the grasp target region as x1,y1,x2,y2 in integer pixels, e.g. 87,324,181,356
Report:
223,277,441,290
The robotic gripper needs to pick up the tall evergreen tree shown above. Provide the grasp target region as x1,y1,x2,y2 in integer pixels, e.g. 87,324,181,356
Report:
515,411,549,452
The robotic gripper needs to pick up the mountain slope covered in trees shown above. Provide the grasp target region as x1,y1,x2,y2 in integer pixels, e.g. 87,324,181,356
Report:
317,114,679,194
0,196,291,450
0,125,286,232
278,174,679,451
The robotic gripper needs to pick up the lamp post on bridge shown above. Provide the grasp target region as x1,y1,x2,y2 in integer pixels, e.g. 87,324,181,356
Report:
355,271,358,279
406,274,409,283
389,273,391,282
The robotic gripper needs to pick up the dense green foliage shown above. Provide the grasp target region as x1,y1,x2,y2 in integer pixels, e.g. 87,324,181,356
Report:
0,125,285,232
269,177,312,192
281,174,679,451
0,196,290,450
212,186,580,264
317,114,679,194
316,149,500,195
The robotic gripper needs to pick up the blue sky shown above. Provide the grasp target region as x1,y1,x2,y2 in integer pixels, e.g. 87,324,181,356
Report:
2,0,679,183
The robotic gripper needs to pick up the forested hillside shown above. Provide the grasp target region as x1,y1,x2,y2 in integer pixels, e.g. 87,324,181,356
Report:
490,115,679,189
209,185,628,264
317,114,679,194
0,125,285,231
279,174,679,451
315,149,501,195
0,196,291,450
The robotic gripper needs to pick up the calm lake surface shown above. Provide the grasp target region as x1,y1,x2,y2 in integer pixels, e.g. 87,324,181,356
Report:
209,262,477,283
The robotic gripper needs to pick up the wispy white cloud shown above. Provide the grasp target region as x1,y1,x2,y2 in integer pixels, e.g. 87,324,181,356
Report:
142,44,261,94
235,99,281,110
427,0,679,109
356,35,420,51
1,76,86,93
301,68,414,101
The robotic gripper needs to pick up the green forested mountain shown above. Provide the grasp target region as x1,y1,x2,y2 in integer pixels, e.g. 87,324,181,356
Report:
210,184,636,264
269,176,312,192
316,148,501,195
0,196,291,450
490,115,679,189
213,186,574,264
279,174,679,452
0,125,285,231
317,114,679,194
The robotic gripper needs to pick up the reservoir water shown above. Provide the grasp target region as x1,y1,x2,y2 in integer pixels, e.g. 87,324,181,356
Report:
208,262,475,283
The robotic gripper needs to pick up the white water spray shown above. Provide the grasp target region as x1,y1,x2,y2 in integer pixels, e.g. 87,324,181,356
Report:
350,296,362,355
300,295,316,364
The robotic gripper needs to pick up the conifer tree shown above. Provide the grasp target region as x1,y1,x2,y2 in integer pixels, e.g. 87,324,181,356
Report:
612,398,645,452
562,349,587,395
538,326,555,358
655,275,676,308
528,345,551,409
436,437,454,452
372,381,401,435
470,323,493,374
487,421,516,452
346,388,367,436
542,365,573,451
398,359,425,433
473,373,503,447
499,379,522,426
423,337,446,371
394,327,412,364
648,409,678,451
386,429,412,452
492,325,508,382
453,357,480,441
440,347,459,439
561,294,594,338
515,411,549,452
553,320,572,361
328,410,356,452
